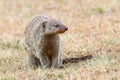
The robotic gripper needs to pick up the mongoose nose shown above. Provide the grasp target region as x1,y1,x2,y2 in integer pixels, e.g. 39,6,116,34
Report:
65,28,68,31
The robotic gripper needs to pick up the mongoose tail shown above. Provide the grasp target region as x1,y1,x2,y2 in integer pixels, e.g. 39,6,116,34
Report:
62,55,92,64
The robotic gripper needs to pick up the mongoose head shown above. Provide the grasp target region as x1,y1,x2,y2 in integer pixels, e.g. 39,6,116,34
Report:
42,19,68,35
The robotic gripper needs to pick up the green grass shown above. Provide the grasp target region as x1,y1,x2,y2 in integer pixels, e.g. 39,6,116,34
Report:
93,6,104,14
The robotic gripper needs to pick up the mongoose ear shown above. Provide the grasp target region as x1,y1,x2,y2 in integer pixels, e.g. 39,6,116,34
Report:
42,21,47,28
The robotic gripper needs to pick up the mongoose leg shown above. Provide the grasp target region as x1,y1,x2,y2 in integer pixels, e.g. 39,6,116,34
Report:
39,53,51,69
28,52,41,69
51,54,60,68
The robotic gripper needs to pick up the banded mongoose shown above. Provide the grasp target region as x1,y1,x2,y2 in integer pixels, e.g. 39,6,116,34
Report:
24,15,68,69
24,15,92,69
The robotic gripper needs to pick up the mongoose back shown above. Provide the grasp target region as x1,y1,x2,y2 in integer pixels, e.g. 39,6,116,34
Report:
24,15,68,69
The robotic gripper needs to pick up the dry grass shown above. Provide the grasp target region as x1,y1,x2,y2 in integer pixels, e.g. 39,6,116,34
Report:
0,0,120,80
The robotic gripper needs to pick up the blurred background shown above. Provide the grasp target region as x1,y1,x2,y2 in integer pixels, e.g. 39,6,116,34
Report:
0,0,120,80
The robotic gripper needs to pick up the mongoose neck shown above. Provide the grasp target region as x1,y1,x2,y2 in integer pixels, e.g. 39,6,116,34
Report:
41,34,59,38
41,34,60,42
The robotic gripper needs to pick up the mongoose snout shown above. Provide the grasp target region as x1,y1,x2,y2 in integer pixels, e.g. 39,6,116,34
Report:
61,27,68,32
57,26,68,34
65,27,68,31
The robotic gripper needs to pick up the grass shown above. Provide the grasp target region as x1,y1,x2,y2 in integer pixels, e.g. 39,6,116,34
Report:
0,39,24,50
93,6,104,14
0,0,120,80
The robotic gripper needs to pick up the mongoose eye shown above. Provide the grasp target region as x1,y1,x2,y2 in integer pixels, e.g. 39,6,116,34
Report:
42,21,47,28
53,24,59,27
